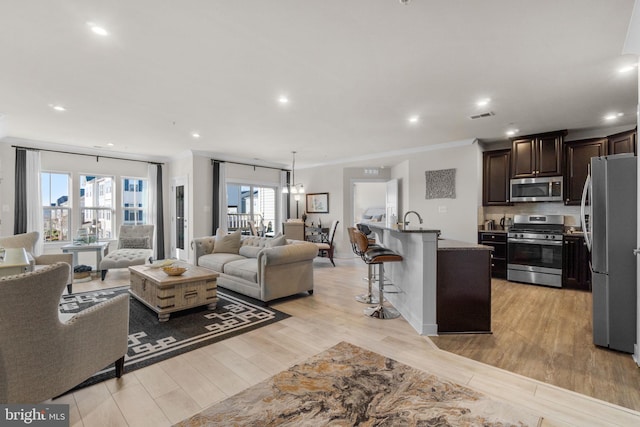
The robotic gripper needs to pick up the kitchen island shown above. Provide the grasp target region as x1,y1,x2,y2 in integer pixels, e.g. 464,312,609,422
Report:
366,224,492,335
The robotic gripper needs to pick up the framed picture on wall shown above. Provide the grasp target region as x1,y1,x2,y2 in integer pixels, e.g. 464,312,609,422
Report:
306,192,329,213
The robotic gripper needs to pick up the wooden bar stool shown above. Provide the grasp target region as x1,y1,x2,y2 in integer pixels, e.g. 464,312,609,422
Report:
348,227,379,304
353,230,403,319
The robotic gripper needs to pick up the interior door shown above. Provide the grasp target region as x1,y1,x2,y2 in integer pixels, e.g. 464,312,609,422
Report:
171,176,188,261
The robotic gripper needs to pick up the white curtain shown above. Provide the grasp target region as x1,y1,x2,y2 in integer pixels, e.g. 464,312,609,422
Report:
26,150,43,255
280,170,288,234
148,164,158,259
218,162,228,232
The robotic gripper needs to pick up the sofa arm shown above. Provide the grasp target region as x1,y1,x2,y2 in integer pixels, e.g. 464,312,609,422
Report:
191,237,216,264
258,242,318,266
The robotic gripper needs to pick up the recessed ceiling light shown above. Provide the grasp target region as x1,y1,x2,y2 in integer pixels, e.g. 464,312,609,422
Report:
49,104,66,112
278,95,289,105
87,22,109,36
618,64,638,73
191,132,201,138
476,98,491,107
106,142,114,147
604,112,624,120
506,129,519,136
408,115,420,124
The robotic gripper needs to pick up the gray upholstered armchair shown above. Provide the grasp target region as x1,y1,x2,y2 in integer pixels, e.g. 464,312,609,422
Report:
0,263,129,403
0,231,73,293
99,224,154,280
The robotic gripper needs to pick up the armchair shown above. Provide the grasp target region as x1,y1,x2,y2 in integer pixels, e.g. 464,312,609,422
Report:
0,263,129,403
0,231,73,293
99,225,154,280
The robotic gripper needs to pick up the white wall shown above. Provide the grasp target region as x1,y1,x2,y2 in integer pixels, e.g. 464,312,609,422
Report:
296,141,482,256
401,141,481,242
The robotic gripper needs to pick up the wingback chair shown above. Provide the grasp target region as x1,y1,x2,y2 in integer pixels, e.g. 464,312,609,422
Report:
99,224,154,280
0,263,129,403
0,231,73,293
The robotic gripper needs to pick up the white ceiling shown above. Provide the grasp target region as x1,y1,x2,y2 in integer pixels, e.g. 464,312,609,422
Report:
0,0,637,168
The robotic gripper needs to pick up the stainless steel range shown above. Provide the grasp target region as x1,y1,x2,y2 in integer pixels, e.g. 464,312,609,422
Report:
507,214,564,288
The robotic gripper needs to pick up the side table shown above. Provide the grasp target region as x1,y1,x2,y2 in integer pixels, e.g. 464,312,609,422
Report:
61,242,110,277
0,248,31,277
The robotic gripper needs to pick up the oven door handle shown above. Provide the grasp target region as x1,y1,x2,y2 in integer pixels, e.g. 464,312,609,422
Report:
508,238,563,246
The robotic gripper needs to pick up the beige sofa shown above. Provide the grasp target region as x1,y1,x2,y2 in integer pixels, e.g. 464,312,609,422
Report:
191,231,318,303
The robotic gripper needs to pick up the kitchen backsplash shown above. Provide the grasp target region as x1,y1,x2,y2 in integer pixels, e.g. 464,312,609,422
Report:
479,203,581,229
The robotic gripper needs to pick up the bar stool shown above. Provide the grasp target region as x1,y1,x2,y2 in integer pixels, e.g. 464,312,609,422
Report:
348,227,379,304
353,230,403,319
356,223,396,292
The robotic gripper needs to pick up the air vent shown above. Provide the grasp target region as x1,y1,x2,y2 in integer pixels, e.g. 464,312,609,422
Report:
469,111,495,120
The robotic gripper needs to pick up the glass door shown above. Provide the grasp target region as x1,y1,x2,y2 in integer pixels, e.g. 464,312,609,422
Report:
226,183,277,236
171,176,188,261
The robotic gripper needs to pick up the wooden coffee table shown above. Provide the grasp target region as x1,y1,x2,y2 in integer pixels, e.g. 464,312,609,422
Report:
129,263,219,322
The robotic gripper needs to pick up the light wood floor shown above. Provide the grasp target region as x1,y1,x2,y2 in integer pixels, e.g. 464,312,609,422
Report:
54,258,640,426
431,278,640,412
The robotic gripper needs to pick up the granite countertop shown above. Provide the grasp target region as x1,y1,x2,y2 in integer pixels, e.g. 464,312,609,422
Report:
366,223,441,234
477,228,508,233
438,239,493,251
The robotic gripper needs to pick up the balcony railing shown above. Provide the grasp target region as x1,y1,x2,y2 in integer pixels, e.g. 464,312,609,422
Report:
227,213,264,233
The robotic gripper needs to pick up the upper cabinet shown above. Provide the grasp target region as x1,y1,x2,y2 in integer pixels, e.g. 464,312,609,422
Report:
564,138,607,205
482,149,511,206
511,131,566,178
607,129,637,155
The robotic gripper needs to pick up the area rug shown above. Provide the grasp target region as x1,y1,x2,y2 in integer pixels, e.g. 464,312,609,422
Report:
175,341,540,426
59,286,290,389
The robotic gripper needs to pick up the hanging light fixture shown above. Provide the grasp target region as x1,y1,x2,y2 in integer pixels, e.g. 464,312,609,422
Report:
283,151,305,196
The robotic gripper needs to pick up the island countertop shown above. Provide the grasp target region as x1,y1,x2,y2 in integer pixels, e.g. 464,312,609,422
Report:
438,239,493,251
366,223,441,234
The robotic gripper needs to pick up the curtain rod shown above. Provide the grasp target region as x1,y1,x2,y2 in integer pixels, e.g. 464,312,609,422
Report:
12,145,164,165
211,158,288,172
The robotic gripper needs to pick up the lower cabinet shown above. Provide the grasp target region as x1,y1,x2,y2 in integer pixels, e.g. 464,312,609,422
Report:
478,232,507,278
437,247,492,333
562,235,591,291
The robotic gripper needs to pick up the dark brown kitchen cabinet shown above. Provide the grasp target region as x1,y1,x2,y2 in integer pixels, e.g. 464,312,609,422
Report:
607,129,637,155
511,130,566,178
478,232,507,278
564,138,607,205
482,149,511,206
437,246,491,333
562,234,591,291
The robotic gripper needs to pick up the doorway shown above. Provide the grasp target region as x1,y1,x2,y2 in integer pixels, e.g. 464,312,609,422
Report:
171,176,188,261
353,181,386,225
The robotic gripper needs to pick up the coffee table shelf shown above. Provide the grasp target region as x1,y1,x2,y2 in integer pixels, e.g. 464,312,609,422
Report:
129,263,218,322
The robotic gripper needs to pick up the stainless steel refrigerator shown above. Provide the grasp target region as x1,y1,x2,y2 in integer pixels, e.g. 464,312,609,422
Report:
581,154,637,353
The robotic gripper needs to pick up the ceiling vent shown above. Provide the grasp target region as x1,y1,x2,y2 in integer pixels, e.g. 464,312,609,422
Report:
469,111,495,120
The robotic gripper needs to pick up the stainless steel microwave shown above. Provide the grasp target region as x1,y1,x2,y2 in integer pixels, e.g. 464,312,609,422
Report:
510,176,563,202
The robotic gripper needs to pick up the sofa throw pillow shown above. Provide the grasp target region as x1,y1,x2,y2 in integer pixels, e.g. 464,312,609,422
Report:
213,229,242,254
119,237,150,249
266,233,287,248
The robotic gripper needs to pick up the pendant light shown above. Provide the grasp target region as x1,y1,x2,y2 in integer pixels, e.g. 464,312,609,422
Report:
283,151,304,196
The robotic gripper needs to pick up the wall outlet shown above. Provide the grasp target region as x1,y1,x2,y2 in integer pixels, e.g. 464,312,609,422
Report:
438,206,447,213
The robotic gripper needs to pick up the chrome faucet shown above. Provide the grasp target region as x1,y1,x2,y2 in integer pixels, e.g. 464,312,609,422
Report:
403,210,423,227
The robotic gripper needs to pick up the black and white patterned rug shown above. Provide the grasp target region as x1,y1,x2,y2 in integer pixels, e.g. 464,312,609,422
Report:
59,286,290,391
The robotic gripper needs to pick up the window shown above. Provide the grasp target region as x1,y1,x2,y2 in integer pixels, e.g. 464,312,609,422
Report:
80,175,115,240
226,183,277,235
122,177,148,225
41,172,71,242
